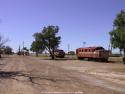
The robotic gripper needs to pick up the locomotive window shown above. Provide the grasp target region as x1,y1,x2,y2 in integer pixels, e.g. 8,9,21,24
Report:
80,49,83,52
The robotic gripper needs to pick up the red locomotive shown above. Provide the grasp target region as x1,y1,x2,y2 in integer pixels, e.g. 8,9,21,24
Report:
76,46,110,61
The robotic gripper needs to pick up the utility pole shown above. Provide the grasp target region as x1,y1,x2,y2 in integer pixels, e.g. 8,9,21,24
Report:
18,45,21,55
19,45,21,52
23,41,24,49
68,44,70,54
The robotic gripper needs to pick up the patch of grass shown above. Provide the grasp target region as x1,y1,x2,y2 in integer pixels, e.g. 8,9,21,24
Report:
108,57,124,63
65,55,77,60
109,68,125,72
38,54,49,57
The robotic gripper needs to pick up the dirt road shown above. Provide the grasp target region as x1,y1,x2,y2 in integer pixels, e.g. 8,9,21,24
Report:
0,55,125,94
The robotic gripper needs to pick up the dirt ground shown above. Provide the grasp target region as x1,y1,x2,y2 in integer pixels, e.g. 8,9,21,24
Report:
0,55,125,94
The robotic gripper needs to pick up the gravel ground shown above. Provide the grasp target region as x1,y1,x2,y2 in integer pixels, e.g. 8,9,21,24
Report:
0,55,125,94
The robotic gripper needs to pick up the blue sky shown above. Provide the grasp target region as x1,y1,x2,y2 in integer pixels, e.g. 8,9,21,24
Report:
0,0,125,52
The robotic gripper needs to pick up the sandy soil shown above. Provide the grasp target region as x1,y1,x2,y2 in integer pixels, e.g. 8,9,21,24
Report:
0,55,125,94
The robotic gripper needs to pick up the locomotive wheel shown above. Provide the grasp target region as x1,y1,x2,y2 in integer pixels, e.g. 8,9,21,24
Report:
78,57,82,60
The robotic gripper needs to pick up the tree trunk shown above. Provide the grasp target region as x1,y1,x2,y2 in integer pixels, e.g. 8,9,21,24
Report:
50,52,55,60
124,49,125,56
49,50,55,60
123,49,125,65
36,52,38,57
51,55,55,60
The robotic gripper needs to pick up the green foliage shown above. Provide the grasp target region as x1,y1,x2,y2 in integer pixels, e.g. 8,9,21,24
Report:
113,10,125,29
4,46,13,55
42,26,61,59
31,25,61,59
0,34,8,58
30,41,45,56
109,10,125,55
0,35,7,49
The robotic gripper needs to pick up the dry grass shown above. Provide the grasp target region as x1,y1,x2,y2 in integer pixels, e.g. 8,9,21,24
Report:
108,68,125,72
108,57,125,63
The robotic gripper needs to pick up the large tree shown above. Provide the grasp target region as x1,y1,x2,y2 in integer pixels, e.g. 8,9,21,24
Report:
0,35,8,58
109,10,125,56
31,26,61,59
42,26,61,59
0,35,6,48
4,46,13,55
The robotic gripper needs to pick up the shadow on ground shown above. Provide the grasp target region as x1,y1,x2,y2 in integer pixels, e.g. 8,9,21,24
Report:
0,71,20,78
0,71,69,86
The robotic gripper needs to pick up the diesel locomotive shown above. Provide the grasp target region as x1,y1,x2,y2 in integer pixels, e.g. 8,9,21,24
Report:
76,46,110,61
